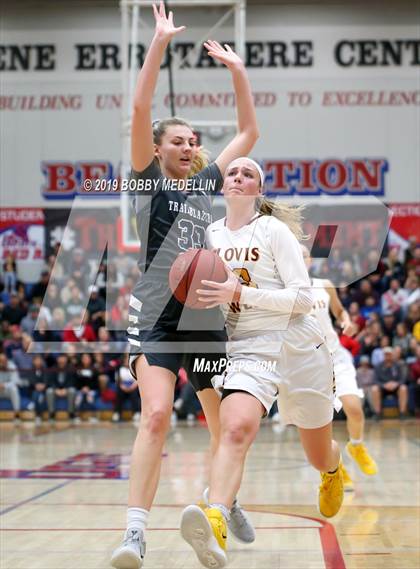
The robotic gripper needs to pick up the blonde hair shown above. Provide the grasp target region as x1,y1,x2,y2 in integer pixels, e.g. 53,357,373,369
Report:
152,117,209,176
255,196,307,241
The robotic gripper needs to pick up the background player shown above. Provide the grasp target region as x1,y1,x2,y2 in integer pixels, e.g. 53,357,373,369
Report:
111,4,259,568
180,157,344,569
302,246,378,490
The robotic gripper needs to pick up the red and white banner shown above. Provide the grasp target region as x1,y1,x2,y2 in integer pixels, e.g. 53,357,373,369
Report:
0,208,45,261
388,202,420,243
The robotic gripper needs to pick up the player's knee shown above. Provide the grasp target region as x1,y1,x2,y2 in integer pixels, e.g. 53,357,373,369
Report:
143,406,171,437
344,400,363,420
399,384,408,394
371,385,380,394
222,419,256,448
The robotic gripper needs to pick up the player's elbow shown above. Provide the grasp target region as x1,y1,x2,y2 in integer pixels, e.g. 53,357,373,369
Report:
296,289,313,314
244,125,260,145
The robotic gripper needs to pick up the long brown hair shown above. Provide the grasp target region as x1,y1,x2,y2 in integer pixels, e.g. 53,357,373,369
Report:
152,117,209,176
255,196,307,241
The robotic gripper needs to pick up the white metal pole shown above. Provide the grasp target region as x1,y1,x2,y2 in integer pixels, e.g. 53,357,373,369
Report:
235,0,246,62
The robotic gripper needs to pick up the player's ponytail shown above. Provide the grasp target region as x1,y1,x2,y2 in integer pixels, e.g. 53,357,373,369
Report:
189,146,210,176
152,117,209,175
256,197,307,241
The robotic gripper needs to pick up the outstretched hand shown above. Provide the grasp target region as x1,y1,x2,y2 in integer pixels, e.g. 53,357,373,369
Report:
153,1,186,40
203,40,243,69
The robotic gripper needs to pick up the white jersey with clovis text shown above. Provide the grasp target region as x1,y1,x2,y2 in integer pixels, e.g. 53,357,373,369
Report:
310,278,341,352
206,214,313,338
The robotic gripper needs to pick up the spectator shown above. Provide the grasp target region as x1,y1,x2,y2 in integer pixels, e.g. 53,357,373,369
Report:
11,333,33,384
353,279,380,307
69,248,85,274
404,235,418,265
381,278,408,318
29,270,50,302
359,330,379,359
0,320,13,343
405,244,420,276
60,278,77,305
356,356,375,412
371,335,391,368
349,302,366,331
64,286,85,320
392,346,410,384
110,296,128,331
408,344,420,414
365,248,386,279
50,307,66,336
371,347,408,418
402,275,420,312
95,262,107,297
337,283,353,309
45,254,65,282
392,323,412,357
87,285,106,320
32,316,61,344
356,355,375,396
69,249,87,291
382,313,398,340
28,355,48,424
107,262,125,300
20,304,40,336
360,296,381,320
75,353,99,420
3,254,17,294
96,327,121,366
383,247,405,282
93,352,117,407
3,325,23,359
2,294,26,325
46,354,76,420
327,249,343,281
0,352,21,420
406,301,420,339
112,353,140,423
63,310,96,343
43,282,61,313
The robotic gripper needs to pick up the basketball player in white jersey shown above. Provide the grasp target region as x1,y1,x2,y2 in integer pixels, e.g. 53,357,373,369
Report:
179,158,344,569
302,246,378,490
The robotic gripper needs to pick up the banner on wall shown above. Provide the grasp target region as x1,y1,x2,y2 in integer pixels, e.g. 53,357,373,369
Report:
1,17,419,207
0,208,44,261
388,203,420,241
43,206,136,257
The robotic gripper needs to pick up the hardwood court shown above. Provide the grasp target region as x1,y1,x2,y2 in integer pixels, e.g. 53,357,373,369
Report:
1,419,419,569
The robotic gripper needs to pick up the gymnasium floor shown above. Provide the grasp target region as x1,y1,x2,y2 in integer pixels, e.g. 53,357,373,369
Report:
1,419,419,569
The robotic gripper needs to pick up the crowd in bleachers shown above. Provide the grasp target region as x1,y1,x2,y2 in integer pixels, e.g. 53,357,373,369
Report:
0,236,419,424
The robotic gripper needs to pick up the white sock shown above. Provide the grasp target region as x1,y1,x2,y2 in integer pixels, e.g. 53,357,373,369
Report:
350,438,363,445
209,503,230,522
127,507,149,535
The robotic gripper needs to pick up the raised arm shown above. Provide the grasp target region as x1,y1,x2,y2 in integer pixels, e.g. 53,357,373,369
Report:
203,41,259,175
131,2,185,171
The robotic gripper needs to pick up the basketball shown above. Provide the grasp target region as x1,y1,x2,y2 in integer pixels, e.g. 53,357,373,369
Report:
168,248,227,309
